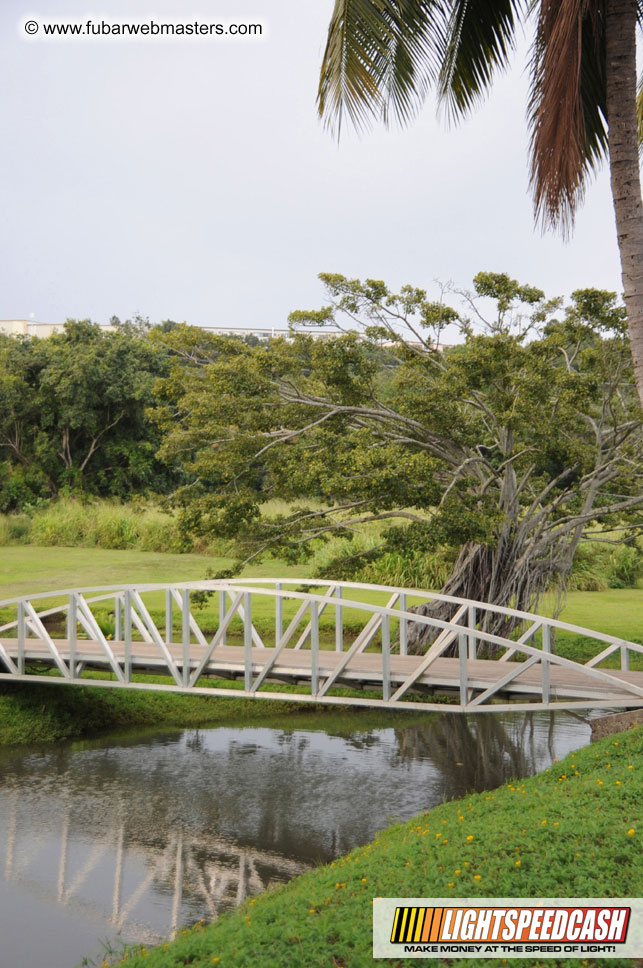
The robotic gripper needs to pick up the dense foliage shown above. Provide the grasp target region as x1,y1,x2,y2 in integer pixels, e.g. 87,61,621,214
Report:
152,273,643,639
0,320,176,510
1,275,641,628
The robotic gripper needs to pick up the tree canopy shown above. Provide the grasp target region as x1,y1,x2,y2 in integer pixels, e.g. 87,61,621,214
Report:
0,321,175,510
153,272,643,640
317,0,643,406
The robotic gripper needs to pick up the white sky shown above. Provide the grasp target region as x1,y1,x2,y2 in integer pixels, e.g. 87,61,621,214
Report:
0,0,622,329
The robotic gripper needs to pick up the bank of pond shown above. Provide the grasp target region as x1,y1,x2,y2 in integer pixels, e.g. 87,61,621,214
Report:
0,679,639,968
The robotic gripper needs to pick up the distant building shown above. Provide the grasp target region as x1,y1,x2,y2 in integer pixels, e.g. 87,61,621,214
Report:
0,319,443,349
0,319,68,338
0,320,337,341
198,325,345,340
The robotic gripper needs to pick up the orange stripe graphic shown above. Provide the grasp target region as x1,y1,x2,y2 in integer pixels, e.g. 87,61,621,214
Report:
430,908,444,942
421,907,434,942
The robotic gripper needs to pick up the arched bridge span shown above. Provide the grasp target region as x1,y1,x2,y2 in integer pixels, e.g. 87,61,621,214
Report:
0,579,642,713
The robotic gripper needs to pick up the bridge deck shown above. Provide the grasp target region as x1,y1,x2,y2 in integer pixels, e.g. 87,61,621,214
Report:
3,638,643,702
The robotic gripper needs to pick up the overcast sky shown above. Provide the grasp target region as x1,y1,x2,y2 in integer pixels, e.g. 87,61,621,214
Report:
1,0,622,330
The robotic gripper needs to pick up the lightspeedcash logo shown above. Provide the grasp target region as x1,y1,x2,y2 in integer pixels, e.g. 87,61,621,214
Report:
373,898,642,958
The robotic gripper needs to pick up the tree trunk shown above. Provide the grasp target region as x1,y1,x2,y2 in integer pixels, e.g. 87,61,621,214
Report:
606,0,643,408
405,536,559,654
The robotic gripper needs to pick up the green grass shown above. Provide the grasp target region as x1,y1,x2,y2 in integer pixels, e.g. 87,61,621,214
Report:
0,546,417,640
544,588,643,642
2,546,641,635
0,545,236,601
97,722,643,968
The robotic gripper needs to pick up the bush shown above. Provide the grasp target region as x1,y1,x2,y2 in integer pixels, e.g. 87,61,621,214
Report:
606,544,643,588
567,541,643,591
309,530,455,590
0,498,189,553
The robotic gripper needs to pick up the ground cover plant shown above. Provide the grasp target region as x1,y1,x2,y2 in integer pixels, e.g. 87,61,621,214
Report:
96,722,642,968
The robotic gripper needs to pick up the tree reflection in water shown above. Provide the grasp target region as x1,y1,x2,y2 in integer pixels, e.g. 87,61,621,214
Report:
393,711,587,801
0,712,593,965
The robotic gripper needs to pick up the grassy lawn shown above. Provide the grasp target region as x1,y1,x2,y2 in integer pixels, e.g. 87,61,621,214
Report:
2,545,641,628
1,546,641,662
543,588,643,642
0,546,428,641
101,721,643,968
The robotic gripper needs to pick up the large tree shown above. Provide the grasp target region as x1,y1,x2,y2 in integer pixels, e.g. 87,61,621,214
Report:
317,0,643,407
154,273,643,646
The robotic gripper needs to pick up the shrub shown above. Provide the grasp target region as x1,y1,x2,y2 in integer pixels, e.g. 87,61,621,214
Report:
567,541,643,591
0,498,188,553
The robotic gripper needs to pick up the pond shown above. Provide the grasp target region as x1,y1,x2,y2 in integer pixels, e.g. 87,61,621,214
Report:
0,709,602,967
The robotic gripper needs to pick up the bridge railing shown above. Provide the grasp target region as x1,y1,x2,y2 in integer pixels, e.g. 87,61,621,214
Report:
0,579,642,713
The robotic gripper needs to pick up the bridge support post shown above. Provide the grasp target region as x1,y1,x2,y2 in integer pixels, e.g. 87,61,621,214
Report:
542,624,551,703
17,601,25,675
165,589,173,646
219,590,227,647
621,644,630,671
114,596,122,642
335,586,343,652
275,583,282,647
458,633,468,707
68,593,77,677
123,589,132,683
382,614,390,701
310,600,319,697
467,606,477,660
244,593,252,691
182,589,190,687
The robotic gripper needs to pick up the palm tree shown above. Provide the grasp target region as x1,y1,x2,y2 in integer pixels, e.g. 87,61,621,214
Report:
317,0,643,407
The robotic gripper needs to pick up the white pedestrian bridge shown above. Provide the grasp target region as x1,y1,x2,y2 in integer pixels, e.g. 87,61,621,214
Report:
0,579,642,713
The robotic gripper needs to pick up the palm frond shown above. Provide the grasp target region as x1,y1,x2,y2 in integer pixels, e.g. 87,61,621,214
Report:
529,0,607,235
437,0,525,121
317,0,449,135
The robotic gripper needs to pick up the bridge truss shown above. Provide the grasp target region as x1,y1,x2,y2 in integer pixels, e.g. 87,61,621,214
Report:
0,579,642,713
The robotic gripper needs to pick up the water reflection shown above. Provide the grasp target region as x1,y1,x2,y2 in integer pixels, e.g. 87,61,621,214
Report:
0,710,597,967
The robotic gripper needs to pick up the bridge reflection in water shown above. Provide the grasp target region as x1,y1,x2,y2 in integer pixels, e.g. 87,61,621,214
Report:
3,802,308,941
0,712,595,961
